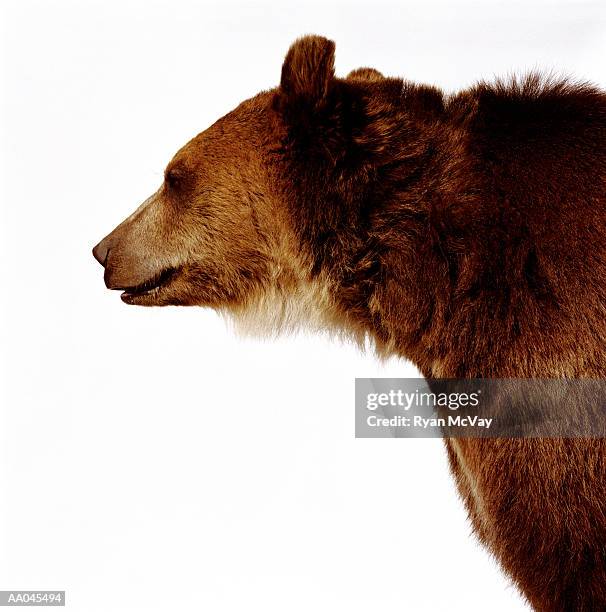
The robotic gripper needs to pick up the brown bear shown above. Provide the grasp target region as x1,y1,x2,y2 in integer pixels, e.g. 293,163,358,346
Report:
93,36,606,611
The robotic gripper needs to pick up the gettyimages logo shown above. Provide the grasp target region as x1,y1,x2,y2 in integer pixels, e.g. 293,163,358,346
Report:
364,385,491,433
366,387,481,411
355,378,606,438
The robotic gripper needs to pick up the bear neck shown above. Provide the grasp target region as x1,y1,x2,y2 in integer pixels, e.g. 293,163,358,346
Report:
272,83,469,374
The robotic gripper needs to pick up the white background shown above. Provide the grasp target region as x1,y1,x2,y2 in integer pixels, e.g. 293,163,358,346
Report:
1,1,605,610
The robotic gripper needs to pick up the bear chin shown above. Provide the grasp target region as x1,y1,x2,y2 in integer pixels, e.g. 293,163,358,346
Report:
217,280,364,347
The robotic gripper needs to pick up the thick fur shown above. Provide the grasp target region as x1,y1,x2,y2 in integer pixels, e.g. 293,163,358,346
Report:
93,36,606,610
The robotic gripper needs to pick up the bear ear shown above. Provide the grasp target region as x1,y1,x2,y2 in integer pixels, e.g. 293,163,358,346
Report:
278,35,336,110
347,67,384,82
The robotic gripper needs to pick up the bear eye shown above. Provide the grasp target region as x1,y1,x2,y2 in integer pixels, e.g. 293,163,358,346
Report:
164,165,187,191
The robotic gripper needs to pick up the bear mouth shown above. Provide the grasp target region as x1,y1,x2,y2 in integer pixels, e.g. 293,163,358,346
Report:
119,267,180,304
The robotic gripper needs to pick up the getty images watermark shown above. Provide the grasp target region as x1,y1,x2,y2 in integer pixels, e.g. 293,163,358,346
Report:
355,378,606,438
0,592,64,607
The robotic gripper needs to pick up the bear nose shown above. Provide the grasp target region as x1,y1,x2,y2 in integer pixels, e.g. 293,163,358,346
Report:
92,239,110,267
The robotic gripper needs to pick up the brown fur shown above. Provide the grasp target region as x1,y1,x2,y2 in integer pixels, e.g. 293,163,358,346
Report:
93,36,606,610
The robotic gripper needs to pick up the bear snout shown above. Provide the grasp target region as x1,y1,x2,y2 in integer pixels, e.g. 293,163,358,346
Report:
93,236,122,289
93,231,172,294
92,238,111,267
92,236,125,289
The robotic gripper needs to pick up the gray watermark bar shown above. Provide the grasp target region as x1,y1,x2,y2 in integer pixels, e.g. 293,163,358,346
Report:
355,378,606,438
0,592,65,607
